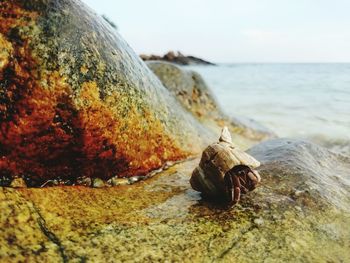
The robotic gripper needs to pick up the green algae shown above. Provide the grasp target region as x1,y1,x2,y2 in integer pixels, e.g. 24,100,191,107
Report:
1,151,350,262
0,0,218,184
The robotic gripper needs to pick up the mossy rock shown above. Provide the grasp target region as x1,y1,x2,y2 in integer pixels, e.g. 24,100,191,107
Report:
0,0,222,186
1,139,350,262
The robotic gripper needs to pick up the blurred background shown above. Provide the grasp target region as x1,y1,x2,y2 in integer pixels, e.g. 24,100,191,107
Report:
82,0,350,63
83,0,350,155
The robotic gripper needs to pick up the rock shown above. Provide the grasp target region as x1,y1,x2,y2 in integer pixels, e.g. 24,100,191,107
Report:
76,177,92,187
107,177,130,186
92,178,105,188
1,142,350,262
0,170,12,187
163,160,175,170
10,177,26,188
0,0,223,186
147,61,221,119
140,51,215,66
248,138,350,211
127,177,139,184
2,1,348,262
147,61,275,141
0,188,64,262
230,116,276,141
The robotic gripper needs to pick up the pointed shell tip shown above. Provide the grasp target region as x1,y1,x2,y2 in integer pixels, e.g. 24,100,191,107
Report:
219,126,232,143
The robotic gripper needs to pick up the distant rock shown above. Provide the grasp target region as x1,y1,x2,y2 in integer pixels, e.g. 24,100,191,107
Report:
146,61,221,119
230,116,276,141
147,61,275,141
140,51,215,66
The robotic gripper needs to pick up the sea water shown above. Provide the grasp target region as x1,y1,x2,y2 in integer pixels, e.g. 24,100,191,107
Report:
188,63,350,156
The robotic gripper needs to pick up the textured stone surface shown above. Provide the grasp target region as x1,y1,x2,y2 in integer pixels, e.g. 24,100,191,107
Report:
147,61,222,119
0,0,218,185
248,138,350,212
1,139,350,262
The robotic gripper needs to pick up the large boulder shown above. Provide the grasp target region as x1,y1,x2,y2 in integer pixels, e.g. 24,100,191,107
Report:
0,0,221,186
248,138,350,211
1,139,350,261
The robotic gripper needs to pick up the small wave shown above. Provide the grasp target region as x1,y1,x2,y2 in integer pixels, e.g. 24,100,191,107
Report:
307,134,350,157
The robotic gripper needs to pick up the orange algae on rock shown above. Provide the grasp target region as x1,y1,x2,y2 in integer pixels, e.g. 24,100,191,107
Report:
0,1,38,35
75,81,187,179
0,0,205,186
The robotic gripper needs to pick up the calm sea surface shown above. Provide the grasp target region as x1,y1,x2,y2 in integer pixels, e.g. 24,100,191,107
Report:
188,63,350,155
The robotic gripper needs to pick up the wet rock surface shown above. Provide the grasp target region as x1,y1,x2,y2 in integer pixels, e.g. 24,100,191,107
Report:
1,139,350,262
248,138,350,212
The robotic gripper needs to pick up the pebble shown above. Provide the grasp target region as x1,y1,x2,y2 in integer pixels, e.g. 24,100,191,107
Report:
254,217,265,227
77,177,92,187
128,176,143,184
10,177,27,188
108,177,130,186
92,178,105,188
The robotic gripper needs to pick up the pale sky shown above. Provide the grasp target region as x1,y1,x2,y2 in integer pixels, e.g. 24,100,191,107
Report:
82,0,350,63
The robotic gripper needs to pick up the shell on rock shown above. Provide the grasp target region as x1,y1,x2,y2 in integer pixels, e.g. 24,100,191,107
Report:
190,127,260,197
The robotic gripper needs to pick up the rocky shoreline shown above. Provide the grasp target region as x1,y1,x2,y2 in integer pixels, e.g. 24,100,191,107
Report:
1,140,350,262
140,51,216,66
146,61,275,141
0,0,350,262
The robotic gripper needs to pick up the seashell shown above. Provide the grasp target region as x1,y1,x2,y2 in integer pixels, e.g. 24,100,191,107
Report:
219,126,232,143
190,127,261,205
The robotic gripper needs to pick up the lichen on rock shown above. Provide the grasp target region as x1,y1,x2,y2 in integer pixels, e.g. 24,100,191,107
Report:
1,139,350,262
0,0,217,186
